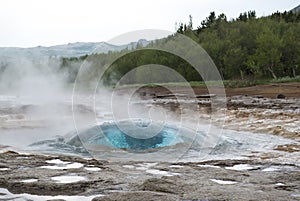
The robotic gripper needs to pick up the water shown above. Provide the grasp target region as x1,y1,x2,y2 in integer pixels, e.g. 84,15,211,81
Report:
87,123,185,150
0,188,104,201
24,120,296,162
26,120,202,161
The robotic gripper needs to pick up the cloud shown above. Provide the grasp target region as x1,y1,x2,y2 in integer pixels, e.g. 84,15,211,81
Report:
0,0,298,47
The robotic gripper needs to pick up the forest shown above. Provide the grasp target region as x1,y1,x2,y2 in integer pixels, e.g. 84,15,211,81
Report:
60,10,300,85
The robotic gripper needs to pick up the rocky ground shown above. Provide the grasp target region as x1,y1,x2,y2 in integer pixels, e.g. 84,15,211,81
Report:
0,151,299,201
0,83,299,200
135,82,300,142
134,82,300,99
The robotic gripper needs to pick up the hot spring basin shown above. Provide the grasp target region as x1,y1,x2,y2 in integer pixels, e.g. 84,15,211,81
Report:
66,120,198,152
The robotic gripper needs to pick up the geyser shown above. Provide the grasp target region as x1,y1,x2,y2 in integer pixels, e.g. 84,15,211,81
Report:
29,119,202,161
87,123,182,150
66,120,197,152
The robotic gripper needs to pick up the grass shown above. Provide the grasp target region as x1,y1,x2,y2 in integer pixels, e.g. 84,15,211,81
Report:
223,76,300,88
112,76,300,89
270,75,300,83
68,76,300,91
113,81,220,89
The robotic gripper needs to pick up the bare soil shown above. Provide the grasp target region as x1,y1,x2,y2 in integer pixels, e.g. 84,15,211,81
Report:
132,82,300,98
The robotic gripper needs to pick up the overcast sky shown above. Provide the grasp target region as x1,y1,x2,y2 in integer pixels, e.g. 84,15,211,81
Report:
0,0,299,47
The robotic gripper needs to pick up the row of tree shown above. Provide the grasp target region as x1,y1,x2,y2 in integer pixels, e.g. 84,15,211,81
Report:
178,10,300,79
59,10,300,84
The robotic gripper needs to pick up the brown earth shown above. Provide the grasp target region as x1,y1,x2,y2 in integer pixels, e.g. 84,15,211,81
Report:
124,82,300,141
132,82,300,98
223,82,300,98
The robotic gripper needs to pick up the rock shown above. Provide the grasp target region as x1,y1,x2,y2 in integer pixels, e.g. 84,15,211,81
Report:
139,92,146,96
155,94,175,98
254,95,264,99
140,178,183,195
236,110,249,118
274,144,300,153
0,152,300,201
196,94,217,98
277,94,286,99
92,191,178,201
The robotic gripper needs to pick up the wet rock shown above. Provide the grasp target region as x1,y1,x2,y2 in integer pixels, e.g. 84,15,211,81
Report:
235,110,250,118
140,177,183,194
73,104,94,113
196,94,217,98
0,152,299,201
274,144,300,153
254,95,264,98
92,191,178,201
139,92,146,96
277,94,286,99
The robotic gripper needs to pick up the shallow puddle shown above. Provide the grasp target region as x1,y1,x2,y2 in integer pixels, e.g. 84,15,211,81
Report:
84,167,101,171
40,162,84,170
225,164,258,171
210,179,237,185
51,175,86,183
146,169,181,176
0,187,103,201
197,164,221,169
169,165,184,168
20,178,38,183
46,159,71,164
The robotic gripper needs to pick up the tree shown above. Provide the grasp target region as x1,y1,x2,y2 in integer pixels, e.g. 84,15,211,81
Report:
247,11,256,20
198,12,216,31
254,24,282,79
281,24,300,77
188,15,193,30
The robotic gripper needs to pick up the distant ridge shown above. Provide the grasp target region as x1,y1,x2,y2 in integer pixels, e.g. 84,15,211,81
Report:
0,39,149,58
291,5,300,13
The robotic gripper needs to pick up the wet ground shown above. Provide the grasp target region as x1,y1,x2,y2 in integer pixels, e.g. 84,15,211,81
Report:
0,151,299,201
0,83,299,200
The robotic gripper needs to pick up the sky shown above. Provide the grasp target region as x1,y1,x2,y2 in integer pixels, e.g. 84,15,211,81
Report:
0,0,299,47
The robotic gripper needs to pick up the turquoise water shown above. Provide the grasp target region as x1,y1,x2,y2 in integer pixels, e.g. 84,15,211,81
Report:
88,124,184,150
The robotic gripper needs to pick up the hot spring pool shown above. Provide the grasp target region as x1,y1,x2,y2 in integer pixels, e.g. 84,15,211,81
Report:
66,120,197,152
27,118,292,162
86,123,185,150
50,120,201,161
